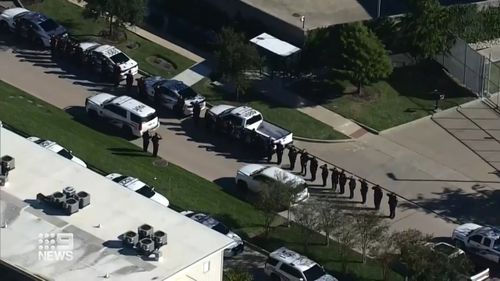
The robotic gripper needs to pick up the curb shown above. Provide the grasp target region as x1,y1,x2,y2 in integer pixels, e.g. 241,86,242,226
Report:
350,119,380,135
293,135,354,143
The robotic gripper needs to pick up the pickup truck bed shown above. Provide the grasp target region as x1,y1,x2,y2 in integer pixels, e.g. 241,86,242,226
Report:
256,121,293,145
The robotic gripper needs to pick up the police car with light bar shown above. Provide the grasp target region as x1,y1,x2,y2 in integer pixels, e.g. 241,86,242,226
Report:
85,44,138,79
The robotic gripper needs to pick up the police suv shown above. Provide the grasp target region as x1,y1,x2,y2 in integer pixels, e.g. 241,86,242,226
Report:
140,76,206,115
180,211,244,257
0,7,29,32
85,93,159,137
265,247,338,281
14,12,67,47
452,223,500,264
83,43,138,79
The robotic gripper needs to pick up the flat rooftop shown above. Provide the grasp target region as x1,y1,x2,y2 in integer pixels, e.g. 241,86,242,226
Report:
0,126,233,281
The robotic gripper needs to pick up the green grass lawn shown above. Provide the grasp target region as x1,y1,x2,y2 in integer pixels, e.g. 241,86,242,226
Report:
293,63,475,131
0,80,399,280
27,0,195,77
192,79,348,140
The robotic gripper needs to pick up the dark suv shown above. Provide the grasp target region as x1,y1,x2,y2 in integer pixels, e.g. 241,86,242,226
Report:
14,12,67,47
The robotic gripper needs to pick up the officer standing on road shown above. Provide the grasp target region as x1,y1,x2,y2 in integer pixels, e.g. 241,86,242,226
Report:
372,185,383,210
348,175,356,199
75,44,84,66
275,142,284,165
175,96,185,117
137,77,146,98
266,138,275,163
300,150,309,176
320,164,329,187
125,70,134,93
113,65,121,87
142,131,151,152
309,156,318,182
388,192,398,219
151,132,162,157
101,59,109,81
192,101,201,125
338,170,347,194
330,167,339,192
50,35,57,57
360,178,368,204
288,145,297,170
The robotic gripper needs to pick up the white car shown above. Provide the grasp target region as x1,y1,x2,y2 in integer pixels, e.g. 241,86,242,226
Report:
265,247,338,281
87,44,138,78
0,7,29,31
235,164,309,204
106,173,169,207
27,136,87,168
181,211,244,257
452,223,500,264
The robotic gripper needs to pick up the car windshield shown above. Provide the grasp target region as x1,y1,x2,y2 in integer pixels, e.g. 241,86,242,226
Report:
39,19,59,32
303,264,326,281
110,53,129,64
246,114,262,126
33,138,45,144
179,87,198,99
111,175,128,183
494,239,500,251
212,223,230,235
57,149,72,160
136,185,155,198
220,107,235,116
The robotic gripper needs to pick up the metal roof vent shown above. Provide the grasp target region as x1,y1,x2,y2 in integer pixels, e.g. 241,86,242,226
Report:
36,187,91,215
138,238,154,255
123,231,138,248
119,224,167,261
0,155,15,187
138,224,153,239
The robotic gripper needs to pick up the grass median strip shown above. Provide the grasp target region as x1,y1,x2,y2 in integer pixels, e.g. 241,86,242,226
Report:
27,0,194,77
1,81,401,280
192,79,348,140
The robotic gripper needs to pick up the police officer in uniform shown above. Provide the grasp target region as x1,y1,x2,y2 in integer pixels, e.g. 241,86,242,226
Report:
388,193,398,219
287,145,297,170
50,35,57,57
137,78,146,99
142,131,151,152
309,156,318,182
360,178,368,204
101,59,109,81
192,101,201,125
151,132,162,157
372,185,383,210
266,138,274,163
330,167,339,192
275,142,284,165
113,64,122,87
300,150,309,176
338,170,347,194
348,175,356,199
175,96,185,117
125,70,134,93
320,164,329,187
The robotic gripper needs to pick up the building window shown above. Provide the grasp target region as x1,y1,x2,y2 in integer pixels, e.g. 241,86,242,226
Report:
203,261,210,273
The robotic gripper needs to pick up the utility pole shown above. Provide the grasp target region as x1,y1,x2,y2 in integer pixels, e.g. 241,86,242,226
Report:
300,15,305,30
377,0,382,18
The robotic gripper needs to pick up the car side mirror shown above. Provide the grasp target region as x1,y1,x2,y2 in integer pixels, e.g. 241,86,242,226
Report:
150,186,155,191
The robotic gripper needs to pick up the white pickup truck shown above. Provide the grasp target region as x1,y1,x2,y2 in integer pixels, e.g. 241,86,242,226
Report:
452,223,500,265
205,105,293,149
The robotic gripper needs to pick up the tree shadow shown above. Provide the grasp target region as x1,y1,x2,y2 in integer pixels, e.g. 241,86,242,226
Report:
399,186,500,225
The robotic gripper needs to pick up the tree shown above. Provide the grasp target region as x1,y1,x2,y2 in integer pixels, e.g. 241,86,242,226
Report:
291,204,318,253
83,0,145,39
371,233,398,281
316,202,341,247
224,269,253,281
353,211,390,263
256,179,289,238
339,22,393,94
401,0,454,60
335,213,357,273
215,27,259,101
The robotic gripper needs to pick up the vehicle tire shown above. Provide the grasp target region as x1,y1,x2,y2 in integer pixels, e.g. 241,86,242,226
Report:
270,273,280,281
122,125,133,137
237,180,248,191
88,109,98,120
36,38,44,48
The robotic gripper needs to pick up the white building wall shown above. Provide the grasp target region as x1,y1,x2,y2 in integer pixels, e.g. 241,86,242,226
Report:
168,250,224,281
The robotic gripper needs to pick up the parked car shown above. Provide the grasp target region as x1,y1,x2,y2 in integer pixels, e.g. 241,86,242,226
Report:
106,173,169,207
14,12,67,47
235,164,309,204
264,247,338,281
27,136,86,167
180,210,244,257
85,93,159,137
206,105,293,150
0,7,30,32
139,76,206,115
452,223,500,264
83,44,138,79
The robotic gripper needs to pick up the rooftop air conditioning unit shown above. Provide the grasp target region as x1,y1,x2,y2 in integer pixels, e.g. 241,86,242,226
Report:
138,224,154,239
123,231,138,248
138,237,155,254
